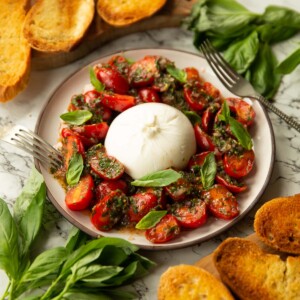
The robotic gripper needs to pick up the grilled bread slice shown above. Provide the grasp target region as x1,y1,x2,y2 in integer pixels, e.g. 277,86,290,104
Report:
213,237,300,300
254,193,300,254
23,0,95,52
0,0,31,102
96,0,167,27
158,264,234,300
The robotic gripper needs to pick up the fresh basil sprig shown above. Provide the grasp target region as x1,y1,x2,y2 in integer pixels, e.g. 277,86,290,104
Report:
136,210,167,230
89,67,105,92
166,65,187,83
201,152,217,190
60,110,92,125
131,169,182,187
276,46,300,74
66,153,84,186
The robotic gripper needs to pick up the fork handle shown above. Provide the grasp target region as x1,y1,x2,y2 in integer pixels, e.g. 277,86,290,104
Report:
252,95,300,133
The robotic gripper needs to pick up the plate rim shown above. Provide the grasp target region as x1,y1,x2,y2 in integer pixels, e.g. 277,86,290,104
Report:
34,47,276,250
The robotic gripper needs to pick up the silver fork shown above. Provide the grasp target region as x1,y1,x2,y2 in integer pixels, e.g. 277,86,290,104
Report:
200,40,300,133
0,125,63,170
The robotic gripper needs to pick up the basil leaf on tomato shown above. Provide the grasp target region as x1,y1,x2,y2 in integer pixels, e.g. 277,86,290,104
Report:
89,67,105,92
136,211,167,230
183,110,202,125
131,169,182,187
228,116,253,150
201,152,217,190
166,65,187,83
218,101,230,123
66,153,84,186
60,110,92,125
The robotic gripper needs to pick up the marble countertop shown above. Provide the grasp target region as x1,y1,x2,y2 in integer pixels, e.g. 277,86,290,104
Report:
0,0,300,299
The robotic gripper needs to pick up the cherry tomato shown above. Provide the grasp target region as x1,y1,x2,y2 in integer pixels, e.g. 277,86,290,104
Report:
63,135,85,169
202,105,220,134
202,184,239,220
187,151,211,171
184,67,202,82
164,177,192,202
88,147,125,180
128,191,159,223
72,123,109,140
171,199,207,229
101,92,135,112
65,174,94,211
215,174,247,193
194,123,216,152
84,90,101,107
226,97,255,126
96,67,129,94
223,149,255,179
61,128,95,148
128,55,158,87
145,214,181,243
91,190,128,231
95,179,128,201
108,55,131,76
184,84,208,111
138,87,160,103
202,82,221,100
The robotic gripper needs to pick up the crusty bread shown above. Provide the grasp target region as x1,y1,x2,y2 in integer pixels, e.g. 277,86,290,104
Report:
213,237,300,300
254,193,300,254
23,0,95,52
158,264,234,300
97,0,167,27
0,0,31,102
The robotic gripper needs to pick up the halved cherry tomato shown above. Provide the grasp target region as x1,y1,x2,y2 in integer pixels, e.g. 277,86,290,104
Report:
215,174,247,193
88,147,125,180
101,92,135,112
108,55,131,76
184,67,202,82
194,123,216,152
128,55,158,87
138,87,160,103
202,82,221,101
184,84,208,111
226,97,255,126
65,174,94,211
84,90,101,108
63,135,85,169
145,214,181,243
187,151,211,171
202,105,220,134
91,190,128,231
95,179,128,201
202,184,239,220
223,149,255,179
96,67,129,94
171,199,207,229
164,177,192,202
72,123,109,140
61,128,95,148
128,191,159,223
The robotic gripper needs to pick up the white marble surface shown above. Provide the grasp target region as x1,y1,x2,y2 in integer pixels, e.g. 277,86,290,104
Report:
0,0,300,298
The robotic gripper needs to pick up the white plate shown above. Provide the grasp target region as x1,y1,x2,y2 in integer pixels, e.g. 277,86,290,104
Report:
35,48,275,250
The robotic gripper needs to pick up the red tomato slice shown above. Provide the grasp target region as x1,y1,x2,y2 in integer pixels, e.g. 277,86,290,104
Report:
215,174,247,193
223,149,255,179
108,55,131,76
172,199,208,229
184,67,202,82
91,190,127,231
128,55,159,87
61,128,95,148
101,92,135,112
88,148,125,180
202,184,239,220
95,179,128,201
145,214,181,243
63,135,85,169
128,191,159,223
96,67,129,94
183,84,208,111
72,123,109,140
138,87,160,103
194,123,216,152
65,174,94,211
164,177,192,202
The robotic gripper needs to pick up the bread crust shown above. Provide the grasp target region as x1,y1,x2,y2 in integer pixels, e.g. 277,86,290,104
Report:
254,193,300,254
23,0,95,52
213,237,300,300
158,264,234,300
97,0,167,27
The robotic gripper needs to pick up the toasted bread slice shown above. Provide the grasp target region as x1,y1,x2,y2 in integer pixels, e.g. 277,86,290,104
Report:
23,0,95,52
97,0,167,27
0,0,31,102
158,264,234,300
254,193,300,254
213,237,300,300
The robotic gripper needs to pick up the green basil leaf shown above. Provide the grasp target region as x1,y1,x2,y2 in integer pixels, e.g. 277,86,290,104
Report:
65,227,89,253
166,65,187,83
0,199,20,279
228,116,253,150
276,47,300,74
60,110,92,125
13,167,46,256
223,31,259,74
218,100,230,123
135,210,167,230
97,245,128,266
131,169,181,187
89,67,105,92
201,152,217,190
183,110,202,125
66,153,84,186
